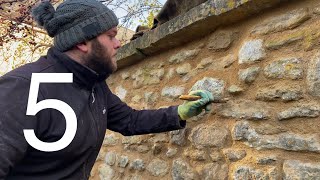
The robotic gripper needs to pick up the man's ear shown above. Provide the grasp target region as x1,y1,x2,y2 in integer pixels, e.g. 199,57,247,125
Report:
75,42,89,53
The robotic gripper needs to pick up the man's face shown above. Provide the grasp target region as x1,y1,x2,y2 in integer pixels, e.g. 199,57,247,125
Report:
83,27,121,75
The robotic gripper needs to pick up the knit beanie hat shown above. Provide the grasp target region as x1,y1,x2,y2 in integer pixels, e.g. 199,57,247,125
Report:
32,0,119,52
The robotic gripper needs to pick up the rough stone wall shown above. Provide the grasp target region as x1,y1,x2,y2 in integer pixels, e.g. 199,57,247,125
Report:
90,0,320,179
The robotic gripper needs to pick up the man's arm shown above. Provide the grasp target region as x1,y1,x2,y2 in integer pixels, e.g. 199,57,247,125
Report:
105,86,186,136
0,75,36,178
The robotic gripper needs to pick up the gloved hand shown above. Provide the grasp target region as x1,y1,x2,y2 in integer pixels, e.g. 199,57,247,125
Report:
178,90,214,120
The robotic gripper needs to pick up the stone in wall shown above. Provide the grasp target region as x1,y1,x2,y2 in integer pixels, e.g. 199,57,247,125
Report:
314,4,320,14
307,53,320,97
228,85,244,95
238,39,266,64
283,160,320,179
170,128,187,146
303,29,320,51
129,159,145,171
118,155,129,168
264,57,303,79
105,151,117,166
200,163,229,180
176,63,192,75
99,164,115,180
165,68,175,80
256,84,303,102
131,68,165,88
196,54,236,71
188,124,229,149
172,158,199,180
232,121,320,153
277,103,320,120
190,77,225,100
183,148,208,161
265,31,304,50
115,85,127,100
122,136,143,145
169,49,201,64
256,155,277,165
103,133,120,146
207,30,238,51
121,72,130,80
144,92,159,106
166,147,178,158
148,133,169,144
218,100,271,120
223,149,246,162
251,8,310,35
238,66,260,84
161,86,185,99
146,159,169,177
233,166,278,180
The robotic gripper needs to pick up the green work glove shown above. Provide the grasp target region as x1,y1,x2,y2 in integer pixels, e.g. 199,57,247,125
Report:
178,90,214,120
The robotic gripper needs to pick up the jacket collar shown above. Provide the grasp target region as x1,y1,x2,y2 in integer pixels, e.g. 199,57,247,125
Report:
48,47,108,90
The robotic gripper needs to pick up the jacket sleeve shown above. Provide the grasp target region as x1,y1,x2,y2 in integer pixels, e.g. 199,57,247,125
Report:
0,75,37,178
105,86,186,136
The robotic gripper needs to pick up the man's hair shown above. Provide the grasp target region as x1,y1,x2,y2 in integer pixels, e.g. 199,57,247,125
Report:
32,0,118,52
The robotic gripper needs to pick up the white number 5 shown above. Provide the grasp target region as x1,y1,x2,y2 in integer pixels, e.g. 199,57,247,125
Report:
24,73,77,152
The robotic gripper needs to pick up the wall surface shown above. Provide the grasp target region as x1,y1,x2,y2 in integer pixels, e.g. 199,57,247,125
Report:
91,0,320,179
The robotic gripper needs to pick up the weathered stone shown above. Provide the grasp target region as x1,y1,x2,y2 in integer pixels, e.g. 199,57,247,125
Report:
96,149,106,162
189,124,229,149
264,57,303,79
122,136,143,145
197,55,236,71
232,121,320,153
223,149,246,162
124,174,142,180
161,86,185,99
152,143,162,155
196,57,214,69
265,31,304,50
218,100,271,120
148,133,169,144
99,164,115,180
136,145,150,153
103,133,120,146
121,72,130,80
131,95,142,104
115,85,127,100
255,123,287,135
256,156,277,165
129,159,145,171
239,67,260,84
144,92,159,105
277,103,320,120
166,68,175,80
172,158,198,180
105,151,117,166
228,85,244,94
176,63,192,75
307,53,320,97
238,39,266,64
183,148,208,161
169,49,200,64
252,8,310,35
190,77,225,100
303,30,320,51
118,155,129,168
147,159,169,177
207,30,237,51
170,128,187,146
314,5,320,14
256,84,303,102
210,151,223,162
233,166,278,180
200,163,229,180
166,147,178,158
132,68,165,88
283,160,320,179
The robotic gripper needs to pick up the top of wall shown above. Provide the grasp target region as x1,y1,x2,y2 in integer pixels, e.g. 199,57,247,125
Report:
116,0,292,70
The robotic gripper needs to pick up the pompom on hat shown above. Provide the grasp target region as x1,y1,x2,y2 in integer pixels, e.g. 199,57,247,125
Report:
32,0,119,52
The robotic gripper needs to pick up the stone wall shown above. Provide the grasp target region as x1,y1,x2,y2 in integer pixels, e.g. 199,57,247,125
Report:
90,0,320,179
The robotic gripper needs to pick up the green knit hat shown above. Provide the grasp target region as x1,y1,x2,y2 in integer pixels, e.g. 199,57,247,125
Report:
32,0,119,52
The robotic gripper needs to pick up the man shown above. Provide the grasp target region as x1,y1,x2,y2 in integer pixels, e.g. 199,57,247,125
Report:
0,0,213,179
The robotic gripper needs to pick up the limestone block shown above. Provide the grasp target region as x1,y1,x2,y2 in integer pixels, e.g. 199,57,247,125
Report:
228,85,244,94
166,147,178,158
147,159,169,177
170,128,187,146
218,100,271,120
251,8,310,35
207,30,238,51
238,39,266,64
118,155,129,168
103,133,120,146
161,86,185,99
105,151,117,166
176,63,192,75
144,92,159,105
238,66,261,84
99,164,115,180
232,121,320,153
129,159,145,171
122,136,143,145
256,84,303,102
264,57,303,79
189,124,229,149
233,166,279,180
277,103,320,120
172,158,198,180
265,31,304,50
200,163,229,180
169,49,200,64
256,155,277,165
307,53,320,97
223,149,246,162
190,77,225,100
115,85,127,100
183,148,208,161
283,160,320,179
121,72,130,80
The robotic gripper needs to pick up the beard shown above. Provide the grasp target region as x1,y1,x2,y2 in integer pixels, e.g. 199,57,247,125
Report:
83,38,117,79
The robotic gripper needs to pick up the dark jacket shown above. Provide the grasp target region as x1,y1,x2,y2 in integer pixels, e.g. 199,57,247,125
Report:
0,48,185,180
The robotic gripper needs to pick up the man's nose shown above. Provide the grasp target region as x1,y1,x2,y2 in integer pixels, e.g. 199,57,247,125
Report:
114,38,121,49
